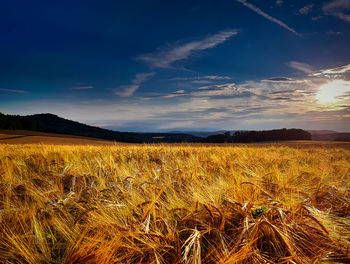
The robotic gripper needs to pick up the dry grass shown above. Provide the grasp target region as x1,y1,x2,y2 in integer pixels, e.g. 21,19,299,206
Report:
0,143,349,263
0,130,121,145
0,135,121,145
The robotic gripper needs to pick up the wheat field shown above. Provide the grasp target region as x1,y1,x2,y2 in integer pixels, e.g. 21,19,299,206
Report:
0,143,349,264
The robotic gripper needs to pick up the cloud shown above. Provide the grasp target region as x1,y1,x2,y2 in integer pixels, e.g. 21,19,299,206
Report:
276,0,283,7
197,83,236,91
193,83,245,97
171,75,231,81
312,16,324,20
137,30,237,68
71,86,94,90
327,30,343,35
191,80,212,84
203,75,231,80
144,63,350,123
6,68,349,131
173,71,336,114
236,0,300,36
288,62,350,81
312,64,350,80
323,0,350,22
288,61,314,74
314,64,350,74
115,72,156,97
262,77,306,83
0,88,28,94
145,82,249,99
157,78,316,102
299,4,314,15
163,90,189,98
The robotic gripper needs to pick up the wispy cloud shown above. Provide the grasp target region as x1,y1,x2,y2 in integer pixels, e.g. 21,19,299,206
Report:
236,0,300,36
115,72,156,97
323,0,350,22
312,16,324,20
312,64,350,80
327,30,343,35
288,62,350,81
72,86,94,90
262,77,307,83
137,30,237,68
288,61,314,74
299,4,314,15
193,83,245,98
0,88,28,94
171,75,231,82
163,90,189,98
203,75,231,80
191,80,213,84
276,0,283,7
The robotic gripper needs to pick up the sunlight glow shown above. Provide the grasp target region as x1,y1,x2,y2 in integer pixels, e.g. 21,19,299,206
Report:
317,80,350,103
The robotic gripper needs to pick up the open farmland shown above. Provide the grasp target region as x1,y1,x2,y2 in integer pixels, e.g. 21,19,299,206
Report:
0,143,349,263
0,130,122,145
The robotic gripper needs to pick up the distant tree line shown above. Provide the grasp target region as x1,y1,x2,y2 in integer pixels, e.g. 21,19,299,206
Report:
205,129,311,143
0,112,40,130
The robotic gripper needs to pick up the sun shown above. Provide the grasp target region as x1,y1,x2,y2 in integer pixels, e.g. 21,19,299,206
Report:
317,79,350,103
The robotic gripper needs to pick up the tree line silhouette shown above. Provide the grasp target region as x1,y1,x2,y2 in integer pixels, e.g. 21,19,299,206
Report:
205,129,311,143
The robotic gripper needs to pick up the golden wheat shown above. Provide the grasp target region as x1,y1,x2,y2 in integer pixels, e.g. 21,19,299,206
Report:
0,143,349,263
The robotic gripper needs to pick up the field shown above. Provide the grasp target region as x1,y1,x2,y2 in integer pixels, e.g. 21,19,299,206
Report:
0,130,119,145
0,143,349,264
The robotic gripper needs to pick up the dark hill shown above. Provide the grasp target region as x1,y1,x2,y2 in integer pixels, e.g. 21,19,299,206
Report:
206,129,312,143
0,113,200,143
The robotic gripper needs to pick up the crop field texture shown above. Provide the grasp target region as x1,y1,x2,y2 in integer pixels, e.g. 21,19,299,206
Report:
0,144,349,264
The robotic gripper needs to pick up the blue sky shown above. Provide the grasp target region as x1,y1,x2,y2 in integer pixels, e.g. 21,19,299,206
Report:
1,0,349,131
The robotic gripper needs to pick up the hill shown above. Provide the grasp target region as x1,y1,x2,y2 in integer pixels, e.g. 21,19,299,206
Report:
0,113,201,143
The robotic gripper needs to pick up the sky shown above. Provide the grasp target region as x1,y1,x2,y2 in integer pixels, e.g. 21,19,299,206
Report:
1,0,350,132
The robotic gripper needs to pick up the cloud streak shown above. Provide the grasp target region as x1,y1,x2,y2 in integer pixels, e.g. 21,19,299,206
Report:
0,88,28,94
262,77,306,83
289,62,350,81
171,75,231,82
315,64,350,75
236,0,300,36
312,64,350,81
115,72,156,97
137,30,237,68
288,61,314,74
